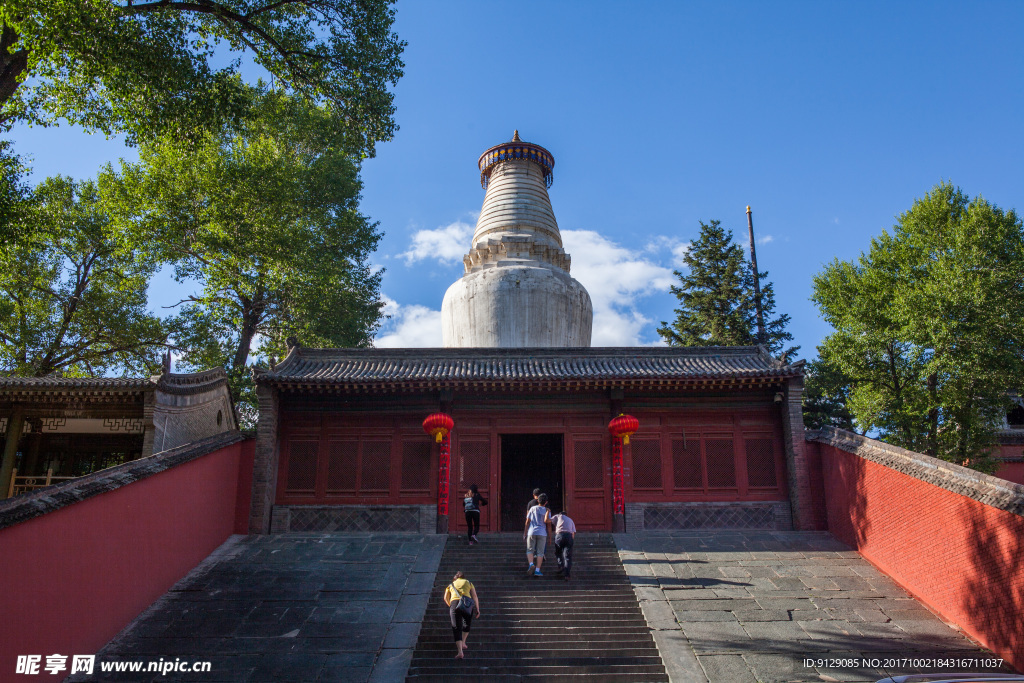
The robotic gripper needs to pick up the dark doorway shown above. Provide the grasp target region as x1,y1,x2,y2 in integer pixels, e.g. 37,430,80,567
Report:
500,434,563,531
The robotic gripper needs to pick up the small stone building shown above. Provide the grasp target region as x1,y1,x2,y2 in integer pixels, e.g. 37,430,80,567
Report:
0,368,236,498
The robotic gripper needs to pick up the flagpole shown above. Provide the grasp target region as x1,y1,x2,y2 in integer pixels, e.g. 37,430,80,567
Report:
746,205,766,346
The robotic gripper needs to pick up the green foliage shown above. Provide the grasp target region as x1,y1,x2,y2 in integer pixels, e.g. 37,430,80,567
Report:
102,86,384,425
657,219,796,357
0,0,404,153
812,182,1024,471
0,141,30,243
0,175,166,376
802,356,857,431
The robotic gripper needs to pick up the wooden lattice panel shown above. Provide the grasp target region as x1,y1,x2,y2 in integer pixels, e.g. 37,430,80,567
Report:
745,437,778,488
400,440,432,493
458,440,490,490
285,440,319,494
359,440,392,492
326,439,358,494
631,439,662,490
671,437,703,489
705,437,737,488
574,439,604,489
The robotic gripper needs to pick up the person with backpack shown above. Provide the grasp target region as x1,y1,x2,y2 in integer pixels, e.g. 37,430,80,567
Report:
444,571,480,659
524,493,550,576
549,507,577,581
464,484,487,545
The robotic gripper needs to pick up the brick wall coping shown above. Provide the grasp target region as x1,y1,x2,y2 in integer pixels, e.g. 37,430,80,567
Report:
806,426,1024,518
0,431,247,531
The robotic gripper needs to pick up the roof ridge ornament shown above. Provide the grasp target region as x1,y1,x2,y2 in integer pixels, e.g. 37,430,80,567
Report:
512,129,521,142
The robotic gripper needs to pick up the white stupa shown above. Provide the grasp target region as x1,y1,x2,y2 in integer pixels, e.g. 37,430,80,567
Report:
441,132,593,347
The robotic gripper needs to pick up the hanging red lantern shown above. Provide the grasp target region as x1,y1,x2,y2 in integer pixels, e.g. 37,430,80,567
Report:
608,413,639,445
423,412,454,443
424,412,455,522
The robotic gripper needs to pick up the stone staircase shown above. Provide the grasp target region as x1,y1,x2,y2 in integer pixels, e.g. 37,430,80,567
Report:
406,533,668,682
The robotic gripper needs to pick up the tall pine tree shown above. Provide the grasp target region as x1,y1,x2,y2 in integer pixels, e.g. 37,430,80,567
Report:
657,219,796,358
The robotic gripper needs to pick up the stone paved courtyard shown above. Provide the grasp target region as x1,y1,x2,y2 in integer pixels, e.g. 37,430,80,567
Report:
616,530,1007,683
70,533,444,682
64,530,1012,682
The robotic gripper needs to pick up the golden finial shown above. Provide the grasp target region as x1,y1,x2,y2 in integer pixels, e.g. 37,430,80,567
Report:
512,130,521,142
746,205,751,213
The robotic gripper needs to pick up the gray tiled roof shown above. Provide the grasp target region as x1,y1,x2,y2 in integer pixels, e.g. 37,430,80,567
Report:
258,346,803,389
0,376,155,393
156,368,229,395
0,369,230,395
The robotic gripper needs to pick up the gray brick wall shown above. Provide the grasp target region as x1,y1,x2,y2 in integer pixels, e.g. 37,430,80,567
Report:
626,501,792,531
249,385,280,534
780,375,816,530
270,505,435,533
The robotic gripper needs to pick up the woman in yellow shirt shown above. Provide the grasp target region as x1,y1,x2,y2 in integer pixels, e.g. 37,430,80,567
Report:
444,571,481,659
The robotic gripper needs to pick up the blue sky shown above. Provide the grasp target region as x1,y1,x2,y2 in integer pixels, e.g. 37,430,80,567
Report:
11,1,1024,356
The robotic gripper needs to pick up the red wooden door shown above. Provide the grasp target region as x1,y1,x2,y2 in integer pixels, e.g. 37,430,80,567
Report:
450,435,494,533
566,435,611,530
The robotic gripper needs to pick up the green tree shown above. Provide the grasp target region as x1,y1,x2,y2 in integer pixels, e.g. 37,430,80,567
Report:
0,141,30,243
103,87,384,424
802,356,857,431
0,0,404,153
0,175,166,376
657,219,796,357
812,182,1024,471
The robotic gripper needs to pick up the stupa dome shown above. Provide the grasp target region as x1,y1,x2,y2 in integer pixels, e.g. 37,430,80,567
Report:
441,132,593,347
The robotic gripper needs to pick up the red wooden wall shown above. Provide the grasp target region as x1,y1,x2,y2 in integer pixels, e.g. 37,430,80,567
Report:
276,405,788,532
625,410,787,503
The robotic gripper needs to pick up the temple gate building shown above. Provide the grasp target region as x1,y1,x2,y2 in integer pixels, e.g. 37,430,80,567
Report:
250,133,815,535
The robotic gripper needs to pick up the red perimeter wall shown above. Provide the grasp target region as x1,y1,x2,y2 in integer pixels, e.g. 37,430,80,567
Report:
812,440,1024,671
995,443,1024,486
0,439,254,675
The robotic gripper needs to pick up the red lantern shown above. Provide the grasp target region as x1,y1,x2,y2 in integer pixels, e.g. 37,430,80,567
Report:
608,413,639,445
424,412,455,520
423,412,454,443
608,414,638,518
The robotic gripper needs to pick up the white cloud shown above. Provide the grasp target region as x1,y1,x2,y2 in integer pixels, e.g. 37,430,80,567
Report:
756,234,774,245
374,295,443,347
399,221,473,265
645,235,690,267
562,230,675,346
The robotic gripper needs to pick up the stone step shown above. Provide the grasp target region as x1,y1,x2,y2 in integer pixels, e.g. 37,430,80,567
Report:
407,663,669,676
407,674,667,683
412,646,662,657
405,534,666,681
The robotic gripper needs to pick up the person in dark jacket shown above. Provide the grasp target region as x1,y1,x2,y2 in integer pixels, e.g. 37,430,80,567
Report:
549,507,577,580
464,484,487,545
527,488,541,511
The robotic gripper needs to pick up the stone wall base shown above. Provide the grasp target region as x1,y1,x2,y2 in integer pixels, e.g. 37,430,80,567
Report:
269,505,437,534
625,501,792,532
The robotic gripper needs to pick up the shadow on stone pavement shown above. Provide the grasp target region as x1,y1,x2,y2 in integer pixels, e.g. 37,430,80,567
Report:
67,533,445,683
615,530,1014,683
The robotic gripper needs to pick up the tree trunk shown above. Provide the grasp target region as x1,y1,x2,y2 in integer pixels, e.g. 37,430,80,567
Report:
228,285,266,390
0,24,28,126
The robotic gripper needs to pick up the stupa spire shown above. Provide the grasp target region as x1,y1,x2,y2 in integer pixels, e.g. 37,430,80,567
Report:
441,133,593,348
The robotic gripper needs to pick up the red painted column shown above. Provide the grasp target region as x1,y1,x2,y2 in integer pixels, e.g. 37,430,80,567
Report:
437,433,450,533
611,436,625,532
